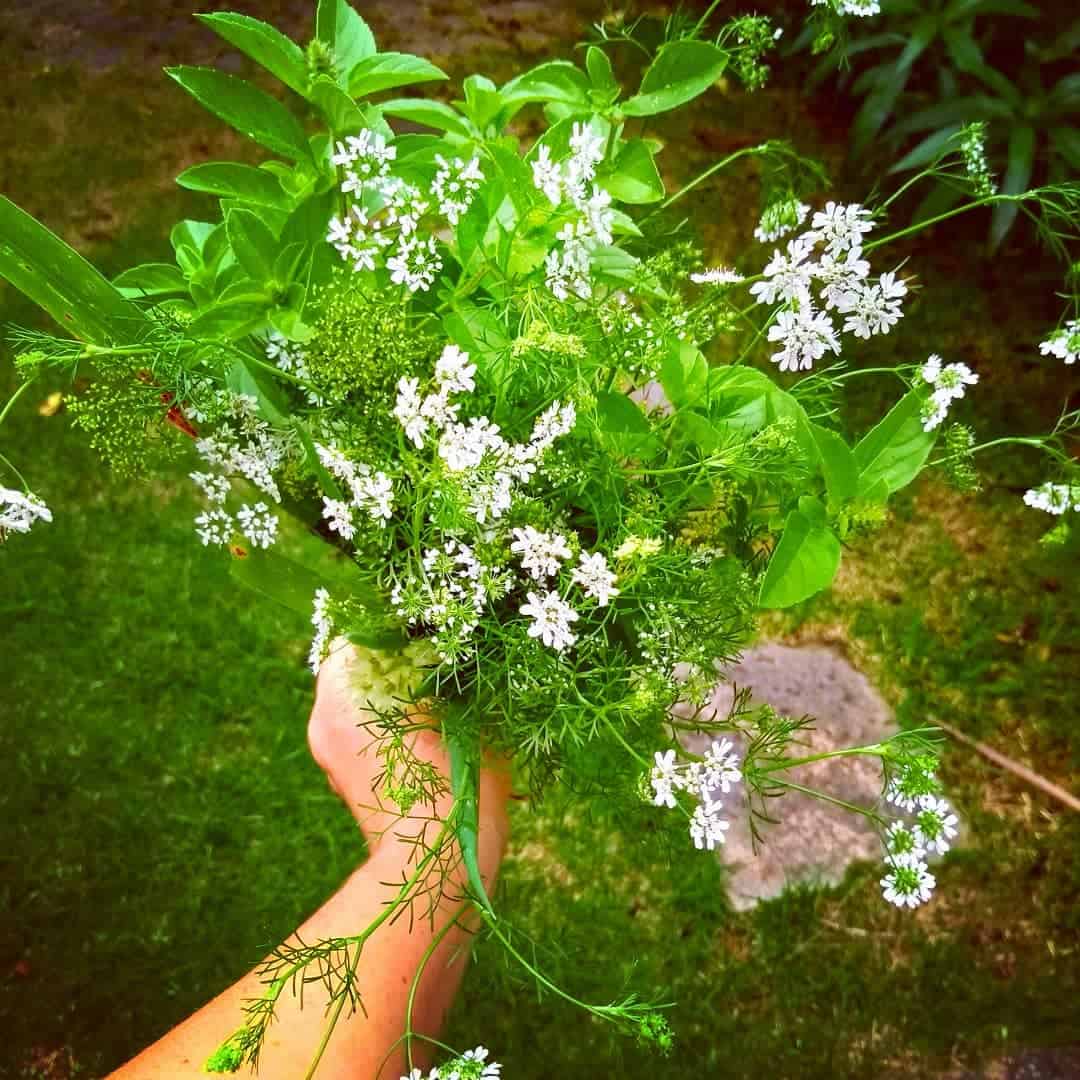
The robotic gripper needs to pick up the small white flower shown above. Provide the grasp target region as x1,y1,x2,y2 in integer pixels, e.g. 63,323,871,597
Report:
529,401,576,450
702,738,742,794
434,344,476,395
808,200,874,256
919,355,978,431
767,306,841,372
308,587,333,675
420,388,461,431
1023,481,1076,515
0,487,52,537
510,526,572,580
322,497,357,540
880,852,936,909
519,589,579,651
394,376,428,448
189,472,231,505
531,144,564,205
811,249,871,310
689,797,730,850
194,508,233,546
388,234,442,292
754,198,811,244
236,502,279,549
439,416,504,473
884,820,923,858
570,550,619,606
1039,319,1080,365
749,235,816,307
690,266,745,286
352,469,394,525
650,749,681,809
432,153,484,226
836,278,905,338
914,795,959,856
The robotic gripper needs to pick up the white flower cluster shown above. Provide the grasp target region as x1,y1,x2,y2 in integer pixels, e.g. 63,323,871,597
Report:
308,587,333,675
401,1045,501,1080
690,266,745,286
316,443,394,539
879,794,957,909
811,0,881,15
0,486,52,539
327,129,482,292
395,348,575,527
391,539,510,661
191,394,288,548
1023,481,1080,515
649,740,742,851
919,353,979,432
1039,320,1080,366
532,122,614,301
751,202,908,372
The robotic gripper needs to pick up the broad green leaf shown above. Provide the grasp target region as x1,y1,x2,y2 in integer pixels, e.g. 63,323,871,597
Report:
502,61,591,108
810,423,859,505
461,74,506,131
188,300,270,340
315,0,377,83
171,220,216,257
590,245,642,289
602,138,665,204
444,301,510,382
595,390,656,457
758,508,841,609
853,390,936,495
674,410,724,452
166,66,313,162
445,725,495,917
621,41,728,117
113,263,190,298
229,546,327,617
194,12,308,96
659,339,708,409
176,162,290,208
380,98,474,137
226,209,279,283
309,75,365,134
349,52,447,98
225,352,291,425
0,194,148,344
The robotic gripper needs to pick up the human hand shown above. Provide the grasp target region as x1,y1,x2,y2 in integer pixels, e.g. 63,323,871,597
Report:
307,641,512,861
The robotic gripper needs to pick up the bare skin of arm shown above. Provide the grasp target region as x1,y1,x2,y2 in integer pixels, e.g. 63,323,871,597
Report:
109,646,512,1080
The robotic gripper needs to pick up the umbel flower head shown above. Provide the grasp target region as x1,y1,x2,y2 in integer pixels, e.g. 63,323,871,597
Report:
0,486,52,540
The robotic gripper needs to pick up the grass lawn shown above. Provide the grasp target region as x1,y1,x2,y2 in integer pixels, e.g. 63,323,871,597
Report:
2,4,1079,1077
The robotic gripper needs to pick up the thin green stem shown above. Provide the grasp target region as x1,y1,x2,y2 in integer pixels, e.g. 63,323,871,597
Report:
650,144,770,216
768,777,883,823
865,196,998,252
0,449,29,489
402,912,462,1072
755,745,885,775
0,376,38,430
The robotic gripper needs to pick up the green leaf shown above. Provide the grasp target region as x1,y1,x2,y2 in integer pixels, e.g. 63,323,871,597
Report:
443,301,510,382
853,390,936,495
113,263,190,298
602,138,665,203
166,66,312,162
349,52,447,98
758,508,841,609
502,60,591,108
176,162,290,208
0,194,148,343
171,220,217,257
595,390,656,456
889,124,962,174
659,339,708,409
461,74,506,131
194,12,308,96
445,725,495,917
229,546,326,616
621,41,728,117
810,423,859,505
226,209,279,283
315,0,377,83
188,300,270,340
990,124,1035,251
380,98,474,137
586,46,619,98
308,75,365,134
225,353,291,425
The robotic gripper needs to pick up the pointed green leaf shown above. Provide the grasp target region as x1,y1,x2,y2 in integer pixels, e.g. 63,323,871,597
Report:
810,423,859,505
853,390,936,495
380,98,474,137
226,209,279,283
315,0,377,83
622,41,728,117
113,263,190,298
759,509,841,609
194,12,308,96
348,53,447,98
0,194,148,343
176,162,290,208
602,138,665,203
166,66,312,162
445,726,495,916
660,339,708,409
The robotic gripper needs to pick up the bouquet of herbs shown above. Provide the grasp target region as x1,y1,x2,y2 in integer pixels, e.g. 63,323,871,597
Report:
1,1,1078,1074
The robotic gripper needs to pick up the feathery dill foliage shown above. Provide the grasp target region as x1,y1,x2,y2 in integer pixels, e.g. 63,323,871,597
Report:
1,0,1078,1075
